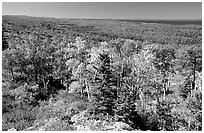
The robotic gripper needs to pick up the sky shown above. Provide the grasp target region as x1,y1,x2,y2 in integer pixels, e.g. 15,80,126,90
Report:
2,2,202,20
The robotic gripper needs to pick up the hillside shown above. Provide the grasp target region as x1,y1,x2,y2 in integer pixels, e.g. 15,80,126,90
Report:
2,15,202,131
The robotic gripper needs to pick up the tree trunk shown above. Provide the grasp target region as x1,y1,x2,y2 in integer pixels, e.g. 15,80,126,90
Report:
188,119,191,130
163,87,166,100
167,74,171,93
81,87,83,98
32,58,38,84
193,71,196,91
43,78,49,89
192,57,196,90
66,76,70,93
34,68,38,84
163,120,166,131
162,71,166,100
85,80,91,101
163,81,166,100
66,83,69,93
190,81,193,97
10,66,14,81
139,88,144,107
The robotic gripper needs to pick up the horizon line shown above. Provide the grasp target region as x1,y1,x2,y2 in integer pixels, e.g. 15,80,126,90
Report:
2,14,202,21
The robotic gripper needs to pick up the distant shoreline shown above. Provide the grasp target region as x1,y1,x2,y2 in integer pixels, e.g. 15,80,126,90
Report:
118,19,202,25
3,15,202,25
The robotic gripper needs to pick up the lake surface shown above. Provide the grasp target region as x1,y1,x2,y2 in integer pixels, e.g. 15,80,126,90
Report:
118,19,202,25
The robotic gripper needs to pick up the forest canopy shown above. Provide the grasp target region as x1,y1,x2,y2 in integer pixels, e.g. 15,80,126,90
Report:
2,15,202,131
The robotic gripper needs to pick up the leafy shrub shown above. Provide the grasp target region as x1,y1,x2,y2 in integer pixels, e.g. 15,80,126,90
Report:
32,91,89,130
2,106,39,131
2,83,40,131
38,117,75,131
139,111,160,131
155,100,175,130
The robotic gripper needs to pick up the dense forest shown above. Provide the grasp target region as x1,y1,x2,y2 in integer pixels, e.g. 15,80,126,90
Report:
2,15,202,131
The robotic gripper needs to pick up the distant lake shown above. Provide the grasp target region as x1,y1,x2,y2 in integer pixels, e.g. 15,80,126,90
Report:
119,19,202,25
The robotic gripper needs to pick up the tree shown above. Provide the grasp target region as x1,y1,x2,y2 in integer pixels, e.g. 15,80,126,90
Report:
64,37,93,100
153,45,176,99
91,52,118,115
176,44,202,97
2,29,9,50
2,26,64,100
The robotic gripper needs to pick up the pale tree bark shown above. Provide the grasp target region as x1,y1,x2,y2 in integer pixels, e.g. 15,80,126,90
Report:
167,74,171,93
43,78,49,90
139,88,144,107
190,82,193,97
80,86,83,98
85,80,91,101
163,80,166,100
10,66,14,81
163,87,166,100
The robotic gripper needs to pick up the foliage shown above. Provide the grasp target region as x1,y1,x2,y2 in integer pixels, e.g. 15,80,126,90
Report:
2,16,202,131
91,52,118,115
2,105,39,131
177,44,202,99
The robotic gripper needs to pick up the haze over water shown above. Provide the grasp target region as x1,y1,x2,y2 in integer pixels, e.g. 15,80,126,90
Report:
2,2,202,21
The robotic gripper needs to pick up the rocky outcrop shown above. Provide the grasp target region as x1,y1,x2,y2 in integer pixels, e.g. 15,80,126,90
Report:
8,128,16,131
70,110,133,131
113,122,133,131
